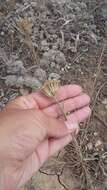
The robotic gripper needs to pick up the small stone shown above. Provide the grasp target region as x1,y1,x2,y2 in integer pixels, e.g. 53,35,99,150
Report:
95,140,103,149
31,2,37,7
87,142,93,151
102,98,107,105
48,73,60,80
79,2,87,9
70,46,77,53
41,40,48,46
52,34,57,39
66,65,70,69
41,40,49,51
43,50,66,64
75,6,81,13
50,62,56,68
94,132,98,137
61,68,64,71
1,31,4,36
56,52,66,64
34,68,47,82
52,45,58,50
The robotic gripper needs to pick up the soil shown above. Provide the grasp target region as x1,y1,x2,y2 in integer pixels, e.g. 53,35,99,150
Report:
0,0,107,190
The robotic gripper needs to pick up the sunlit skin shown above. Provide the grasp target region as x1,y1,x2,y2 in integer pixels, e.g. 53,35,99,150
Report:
0,85,91,190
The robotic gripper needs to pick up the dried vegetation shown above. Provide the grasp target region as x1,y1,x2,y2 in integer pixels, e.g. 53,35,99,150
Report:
0,0,107,189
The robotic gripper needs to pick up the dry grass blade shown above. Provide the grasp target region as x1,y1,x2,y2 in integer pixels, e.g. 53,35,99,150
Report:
0,48,8,64
18,18,33,35
91,43,106,94
82,43,106,139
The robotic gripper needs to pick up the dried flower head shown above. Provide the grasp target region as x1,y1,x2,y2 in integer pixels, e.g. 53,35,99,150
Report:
41,80,59,98
18,18,33,34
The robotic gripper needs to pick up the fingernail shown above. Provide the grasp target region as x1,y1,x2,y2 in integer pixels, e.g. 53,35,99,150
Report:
65,121,79,134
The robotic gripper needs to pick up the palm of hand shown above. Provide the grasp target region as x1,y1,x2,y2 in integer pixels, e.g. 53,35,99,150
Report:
0,85,91,190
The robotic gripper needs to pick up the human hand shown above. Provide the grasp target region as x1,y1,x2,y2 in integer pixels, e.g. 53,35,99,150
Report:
0,85,91,190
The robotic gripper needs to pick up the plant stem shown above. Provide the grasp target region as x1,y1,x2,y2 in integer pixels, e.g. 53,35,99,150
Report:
54,96,67,121
53,94,94,190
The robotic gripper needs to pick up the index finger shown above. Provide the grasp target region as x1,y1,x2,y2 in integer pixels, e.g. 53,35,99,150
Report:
29,84,83,109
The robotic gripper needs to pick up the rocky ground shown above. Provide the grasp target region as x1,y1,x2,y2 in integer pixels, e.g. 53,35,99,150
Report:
0,0,107,189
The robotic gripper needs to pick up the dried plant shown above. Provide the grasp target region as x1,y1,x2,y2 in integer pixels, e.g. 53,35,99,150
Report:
41,80,59,98
18,18,33,35
17,18,38,64
41,80,67,120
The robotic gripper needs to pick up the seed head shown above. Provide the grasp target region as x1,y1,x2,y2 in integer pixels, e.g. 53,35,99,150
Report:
41,80,59,98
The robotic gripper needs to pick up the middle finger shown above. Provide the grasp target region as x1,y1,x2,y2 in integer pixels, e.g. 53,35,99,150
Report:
43,93,90,118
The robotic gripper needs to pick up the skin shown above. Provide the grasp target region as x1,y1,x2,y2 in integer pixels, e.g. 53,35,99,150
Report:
0,84,91,190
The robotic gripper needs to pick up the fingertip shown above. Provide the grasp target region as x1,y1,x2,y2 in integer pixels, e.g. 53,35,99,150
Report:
65,84,83,93
65,121,79,135
67,106,91,124
57,84,83,101
86,106,92,117
84,94,91,104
